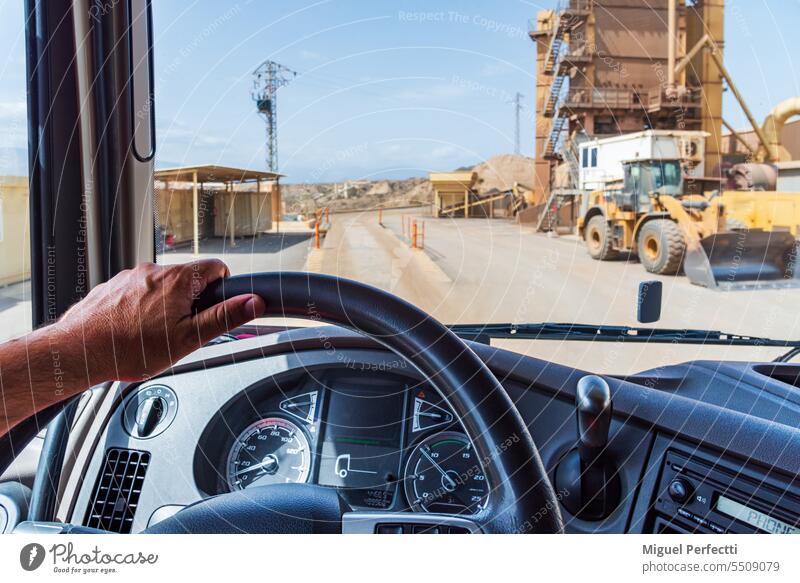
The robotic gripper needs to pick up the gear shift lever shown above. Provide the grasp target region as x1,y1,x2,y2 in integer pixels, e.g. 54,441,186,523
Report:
554,375,620,521
576,375,613,462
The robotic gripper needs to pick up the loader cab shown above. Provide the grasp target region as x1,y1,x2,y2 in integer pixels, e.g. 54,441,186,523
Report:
618,159,683,212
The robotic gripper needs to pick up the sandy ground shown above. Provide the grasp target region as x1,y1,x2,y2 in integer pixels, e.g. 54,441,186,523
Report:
3,209,799,374
305,207,800,373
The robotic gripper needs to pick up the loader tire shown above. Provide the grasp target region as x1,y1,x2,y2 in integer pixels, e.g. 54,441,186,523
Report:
638,219,685,275
585,215,618,261
726,218,748,231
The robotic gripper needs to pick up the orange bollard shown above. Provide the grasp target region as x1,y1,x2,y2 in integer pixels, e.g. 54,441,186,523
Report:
411,220,418,249
402,215,407,239
420,221,425,249
315,220,320,249
325,207,330,223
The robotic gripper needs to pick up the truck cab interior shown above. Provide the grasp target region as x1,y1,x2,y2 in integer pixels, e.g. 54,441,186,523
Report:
0,1,799,536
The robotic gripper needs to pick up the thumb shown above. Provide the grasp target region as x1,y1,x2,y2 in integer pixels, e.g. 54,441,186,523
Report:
192,294,266,344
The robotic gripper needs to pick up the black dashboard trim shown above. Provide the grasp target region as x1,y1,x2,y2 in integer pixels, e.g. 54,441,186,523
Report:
475,343,800,482
66,325,800,531
157,326,800,482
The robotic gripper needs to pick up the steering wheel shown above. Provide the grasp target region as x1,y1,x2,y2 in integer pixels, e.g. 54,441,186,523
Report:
147,272,563,534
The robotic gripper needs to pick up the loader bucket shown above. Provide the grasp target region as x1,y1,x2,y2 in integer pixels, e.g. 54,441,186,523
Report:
683,230,800,290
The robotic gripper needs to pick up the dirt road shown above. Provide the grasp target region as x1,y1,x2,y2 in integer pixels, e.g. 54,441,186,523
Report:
5,209,795,373
308,207,800,372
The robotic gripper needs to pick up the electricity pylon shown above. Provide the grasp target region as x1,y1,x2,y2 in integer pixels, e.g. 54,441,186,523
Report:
252,60,296,172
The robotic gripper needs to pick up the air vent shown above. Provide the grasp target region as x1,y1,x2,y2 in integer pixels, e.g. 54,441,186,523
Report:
84,448,150,533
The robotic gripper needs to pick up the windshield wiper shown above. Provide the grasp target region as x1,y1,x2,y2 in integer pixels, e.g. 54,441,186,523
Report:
449,322,800,351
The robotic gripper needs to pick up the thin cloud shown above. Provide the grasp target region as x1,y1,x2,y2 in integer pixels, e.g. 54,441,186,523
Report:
394,83,467,103
300,49,323,61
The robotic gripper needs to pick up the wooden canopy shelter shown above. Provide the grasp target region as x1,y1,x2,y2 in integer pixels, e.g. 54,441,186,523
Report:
154,165,282,255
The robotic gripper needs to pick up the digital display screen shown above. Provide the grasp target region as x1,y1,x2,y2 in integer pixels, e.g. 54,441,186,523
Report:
716,495,799,534
318,385,405,503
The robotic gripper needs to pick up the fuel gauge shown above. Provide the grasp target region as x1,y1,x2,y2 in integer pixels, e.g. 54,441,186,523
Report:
403,431,488,514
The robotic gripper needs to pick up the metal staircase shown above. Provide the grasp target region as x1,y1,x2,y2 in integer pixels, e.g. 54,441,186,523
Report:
535,187,583,233
544,74,565,118
536,140,583,233
542,13,568,74
535,190,559,232
543,114,567,158
561,140,581,189
540,1,592,160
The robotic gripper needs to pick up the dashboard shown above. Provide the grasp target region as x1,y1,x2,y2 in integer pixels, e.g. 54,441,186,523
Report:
67,345,492,533
54,325,800,534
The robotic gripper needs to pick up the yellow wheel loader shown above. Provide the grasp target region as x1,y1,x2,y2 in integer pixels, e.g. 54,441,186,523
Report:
578,159,800,290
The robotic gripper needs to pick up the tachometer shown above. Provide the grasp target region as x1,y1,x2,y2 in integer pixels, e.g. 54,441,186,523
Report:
227,417,311,490
403,431,488,514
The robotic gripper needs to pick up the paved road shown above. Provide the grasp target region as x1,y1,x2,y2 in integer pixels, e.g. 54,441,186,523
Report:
159,232,312,275
310,208,800,372
0,280,32,343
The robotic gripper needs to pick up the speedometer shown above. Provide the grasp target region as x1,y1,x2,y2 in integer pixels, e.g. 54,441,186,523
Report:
403,431,488,514
227,417,311,491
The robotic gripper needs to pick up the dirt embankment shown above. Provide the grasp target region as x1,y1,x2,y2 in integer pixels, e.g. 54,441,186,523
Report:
282,153,535,214
471,154,536,195
282,177,433,214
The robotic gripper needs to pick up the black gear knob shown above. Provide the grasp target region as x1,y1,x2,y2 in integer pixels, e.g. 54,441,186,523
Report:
576,375,612,463
554,374,619,520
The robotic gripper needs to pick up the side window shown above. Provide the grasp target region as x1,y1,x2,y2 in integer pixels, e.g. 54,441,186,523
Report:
625,165,640,193
653,164,665,189
582,148,589,168
0,2,32,342
591,148,598,167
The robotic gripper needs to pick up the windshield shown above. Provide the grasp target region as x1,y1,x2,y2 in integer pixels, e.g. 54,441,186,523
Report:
649,161,682,194
147,3,800,373
3,1,800,374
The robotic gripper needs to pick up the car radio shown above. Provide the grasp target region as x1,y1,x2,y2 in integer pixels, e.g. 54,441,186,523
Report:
651,450,800,534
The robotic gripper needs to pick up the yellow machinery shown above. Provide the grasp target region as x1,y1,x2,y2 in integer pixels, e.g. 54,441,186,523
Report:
717,97,800,236
754,97,800,164
720,190,800,237
578,159,800,289
716,162,800,238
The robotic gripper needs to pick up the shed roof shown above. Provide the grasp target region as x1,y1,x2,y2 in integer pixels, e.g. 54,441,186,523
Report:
154,164,282,184
429,171,477,188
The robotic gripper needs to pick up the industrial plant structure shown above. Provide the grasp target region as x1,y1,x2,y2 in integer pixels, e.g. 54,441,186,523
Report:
529,0,724,203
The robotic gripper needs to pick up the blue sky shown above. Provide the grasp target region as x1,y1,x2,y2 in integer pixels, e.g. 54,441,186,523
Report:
1,1,800,181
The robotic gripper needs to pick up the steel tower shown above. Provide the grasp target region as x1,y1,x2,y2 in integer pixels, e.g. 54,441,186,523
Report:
251,60,296,172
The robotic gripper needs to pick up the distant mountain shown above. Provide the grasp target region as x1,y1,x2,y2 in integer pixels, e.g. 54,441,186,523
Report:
281,176,433,214
281,154,536,213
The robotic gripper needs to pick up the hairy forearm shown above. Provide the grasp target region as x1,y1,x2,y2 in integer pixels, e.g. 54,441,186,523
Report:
0,260,262,439
0,326,102,437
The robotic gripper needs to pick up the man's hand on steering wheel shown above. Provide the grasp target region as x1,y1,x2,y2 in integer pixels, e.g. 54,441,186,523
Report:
0,261,264,436
55,260,266,383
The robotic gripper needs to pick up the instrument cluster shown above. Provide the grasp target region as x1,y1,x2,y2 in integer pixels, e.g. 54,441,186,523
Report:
196,370,488,515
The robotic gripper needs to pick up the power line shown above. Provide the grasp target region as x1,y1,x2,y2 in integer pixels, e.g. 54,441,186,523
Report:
252,60,297,172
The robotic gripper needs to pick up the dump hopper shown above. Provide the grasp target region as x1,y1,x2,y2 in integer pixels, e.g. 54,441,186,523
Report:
683,230,800,290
